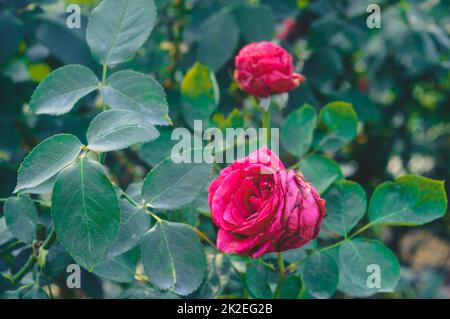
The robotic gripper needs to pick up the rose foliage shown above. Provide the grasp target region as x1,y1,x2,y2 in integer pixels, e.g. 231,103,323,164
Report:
0,0,448,300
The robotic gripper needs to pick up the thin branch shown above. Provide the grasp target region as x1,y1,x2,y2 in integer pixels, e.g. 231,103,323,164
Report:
286,222,375,273
11,228,57,285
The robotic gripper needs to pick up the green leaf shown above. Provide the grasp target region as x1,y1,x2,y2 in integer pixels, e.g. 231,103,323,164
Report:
301,252,339,299
139,128,178,167
141,220,206,296
30,65,99,115
245,263,272,299
281,104,317,158
298,286,316,299
234,5,275,42
94,247,140,283
279,275,302,299
0,11,24,64
180,206,200,227
334,88,380,122
368,175,447,226
14,134,83,193
125,182,144,202
87,110,159,152
4,197,39,244
0,218,14,247
142,154,212,210
279,240,317,264
323,181,367,236
107,199,150,258
181,62,219,128
102,70,169,125
1,290,21,299
303,48,343,91
338,238,400,297
119,286,180,299
44,244,73,278
35,15,99,72
86,0,157,65
52,157,120,271
21,175,57,195
299,154,344,194
22,286,49,299
195,252,232,298
212,108,245,130
197,11,240,71
313,101,357,152
191,180,213,214
0,274,13,294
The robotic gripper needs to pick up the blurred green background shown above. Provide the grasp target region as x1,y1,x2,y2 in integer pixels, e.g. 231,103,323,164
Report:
0,0,449,298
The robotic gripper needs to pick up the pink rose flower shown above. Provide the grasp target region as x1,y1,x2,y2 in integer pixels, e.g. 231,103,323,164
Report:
208,147,326,258
234,41,305,98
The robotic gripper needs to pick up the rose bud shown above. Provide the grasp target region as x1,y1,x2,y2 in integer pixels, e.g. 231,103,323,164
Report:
208,147,326,258
234,41,305,98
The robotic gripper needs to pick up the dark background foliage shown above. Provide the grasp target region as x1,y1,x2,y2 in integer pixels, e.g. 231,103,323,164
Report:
0,0,449,298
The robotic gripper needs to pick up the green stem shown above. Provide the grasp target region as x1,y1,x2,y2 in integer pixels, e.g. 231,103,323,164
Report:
297,284,307,299
98,64,109,164
147,209,162,223
32,199,51,208
262,108,270,129
102,63,107,84
99,152,106,165
46,280,54,299
0,240,23,255
261,106,271,144
315,240,345,254
11,255,36,285
213,162,222,173
42,228,57,250
114,185,161,222
348,222,375,239
193,228,216,248
11,228,57,285
273,252,285,299
117,186,140,207
286,222,375,273
242,280,250,299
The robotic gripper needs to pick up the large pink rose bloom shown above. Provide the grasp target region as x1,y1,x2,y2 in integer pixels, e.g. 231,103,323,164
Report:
208,147,326,258
234,41,305,97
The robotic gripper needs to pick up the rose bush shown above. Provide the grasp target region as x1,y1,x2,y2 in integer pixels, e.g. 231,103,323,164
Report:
0,0,448,300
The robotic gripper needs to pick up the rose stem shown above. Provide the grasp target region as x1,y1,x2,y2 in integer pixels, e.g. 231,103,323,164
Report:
98,63,108,164
261,107,271,144
274,252,286,298
286,222,376,273
11,227,57,285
